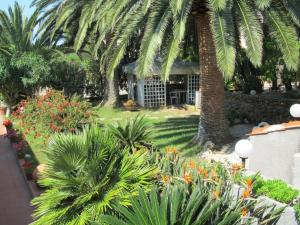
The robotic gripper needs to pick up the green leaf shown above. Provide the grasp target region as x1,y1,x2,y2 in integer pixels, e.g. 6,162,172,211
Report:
235,0,263,67
210,7,236,79
266,7,299,70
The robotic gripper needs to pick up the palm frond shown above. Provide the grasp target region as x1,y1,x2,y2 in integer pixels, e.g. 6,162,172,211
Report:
210,5,236,79
265,6,299,70
235,0,263,67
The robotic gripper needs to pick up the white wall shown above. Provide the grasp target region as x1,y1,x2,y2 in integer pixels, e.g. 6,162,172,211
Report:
249,129,300,188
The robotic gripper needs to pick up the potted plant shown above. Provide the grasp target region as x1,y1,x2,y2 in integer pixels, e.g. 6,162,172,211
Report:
123,99,137,111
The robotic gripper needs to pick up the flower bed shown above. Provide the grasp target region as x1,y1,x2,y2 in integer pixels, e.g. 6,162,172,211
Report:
154,147,300,224
2,119,40,196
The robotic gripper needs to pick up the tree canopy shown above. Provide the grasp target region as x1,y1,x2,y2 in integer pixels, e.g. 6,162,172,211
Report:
33,0,300,80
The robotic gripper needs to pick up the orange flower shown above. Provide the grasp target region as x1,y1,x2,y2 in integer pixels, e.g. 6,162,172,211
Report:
241,208,248,217
197,167,203,174
212,190,220,199
162,175,169,183
247,178,253,189
203,169,209,178
242,189,251,199
166,146,177,155
183,173,192,184
172,147,177,154
189,160,195,169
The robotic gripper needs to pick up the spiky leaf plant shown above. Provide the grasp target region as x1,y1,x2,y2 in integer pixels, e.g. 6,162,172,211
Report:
108,115,153,153
96,184,284,225
31,126,157,225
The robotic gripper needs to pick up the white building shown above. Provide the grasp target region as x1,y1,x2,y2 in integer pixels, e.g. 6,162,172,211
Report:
123,58,201,108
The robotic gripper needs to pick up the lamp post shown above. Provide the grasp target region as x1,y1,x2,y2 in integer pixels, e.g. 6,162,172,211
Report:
290,104,300,119
235,139,253,169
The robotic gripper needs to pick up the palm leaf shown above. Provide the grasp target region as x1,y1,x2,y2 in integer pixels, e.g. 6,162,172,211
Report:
210,5,236,79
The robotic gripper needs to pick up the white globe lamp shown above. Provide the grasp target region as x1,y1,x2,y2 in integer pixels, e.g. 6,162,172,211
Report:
235,139,253,168
250,90,256,96
290,104,300,118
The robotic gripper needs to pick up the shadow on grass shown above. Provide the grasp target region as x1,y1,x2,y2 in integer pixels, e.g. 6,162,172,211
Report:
152,115,202,156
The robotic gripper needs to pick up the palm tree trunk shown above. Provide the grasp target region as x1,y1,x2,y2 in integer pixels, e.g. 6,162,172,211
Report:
195,13,231,146
103,75,119,107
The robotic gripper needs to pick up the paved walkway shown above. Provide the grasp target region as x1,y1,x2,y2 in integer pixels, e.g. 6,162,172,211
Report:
0,117,33,225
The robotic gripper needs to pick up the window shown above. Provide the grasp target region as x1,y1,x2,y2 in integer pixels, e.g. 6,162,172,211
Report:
144,76,166,107
187,75,200,104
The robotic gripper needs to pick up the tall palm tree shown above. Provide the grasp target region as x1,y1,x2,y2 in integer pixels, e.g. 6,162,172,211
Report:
32,0,122,107
33,0,300,145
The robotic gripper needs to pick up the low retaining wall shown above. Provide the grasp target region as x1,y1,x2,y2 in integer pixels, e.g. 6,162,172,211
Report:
225,92,300,124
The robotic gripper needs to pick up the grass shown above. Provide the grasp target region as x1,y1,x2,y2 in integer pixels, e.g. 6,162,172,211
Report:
95,107,201,156
18,106,200,164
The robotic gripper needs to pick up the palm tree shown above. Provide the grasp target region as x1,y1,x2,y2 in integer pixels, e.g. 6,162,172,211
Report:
33,0,300,145
32,126,157,224
32,0,121,107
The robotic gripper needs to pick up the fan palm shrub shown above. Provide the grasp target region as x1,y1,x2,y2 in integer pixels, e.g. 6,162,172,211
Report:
96,184,284,225
108,115,153,153
31,126,157,225
33,0,300,145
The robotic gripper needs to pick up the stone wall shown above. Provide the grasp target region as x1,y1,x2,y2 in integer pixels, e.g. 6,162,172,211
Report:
225,92,300,124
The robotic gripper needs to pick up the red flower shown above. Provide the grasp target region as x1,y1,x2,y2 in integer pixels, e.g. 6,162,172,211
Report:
22,161,32,169
12,141,26,151
2,119,12,128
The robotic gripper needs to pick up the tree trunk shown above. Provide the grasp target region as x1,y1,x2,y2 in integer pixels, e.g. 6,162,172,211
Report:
195,13,231,146
103,75,119,107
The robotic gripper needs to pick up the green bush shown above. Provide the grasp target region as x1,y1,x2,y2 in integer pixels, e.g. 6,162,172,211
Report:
108,115,153,152
32,126,157,225
252,177,299,204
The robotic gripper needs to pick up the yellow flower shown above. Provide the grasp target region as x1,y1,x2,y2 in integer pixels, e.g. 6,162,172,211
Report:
183,173,192,184
162,175,169,183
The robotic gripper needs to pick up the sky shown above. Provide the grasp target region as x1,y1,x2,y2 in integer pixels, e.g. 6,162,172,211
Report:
0,0,35,16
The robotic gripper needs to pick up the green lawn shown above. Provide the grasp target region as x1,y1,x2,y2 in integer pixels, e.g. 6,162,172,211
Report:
95,107,201,156
22,107,201,164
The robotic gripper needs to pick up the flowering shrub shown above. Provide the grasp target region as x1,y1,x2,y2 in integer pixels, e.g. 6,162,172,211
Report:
2,119,12,128
12,90,92,138
155,147,231,188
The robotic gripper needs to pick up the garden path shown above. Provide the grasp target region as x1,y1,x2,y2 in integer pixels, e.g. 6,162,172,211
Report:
0,117,33,225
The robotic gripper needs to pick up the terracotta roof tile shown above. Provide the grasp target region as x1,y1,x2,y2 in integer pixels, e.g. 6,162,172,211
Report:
249,121,300,136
